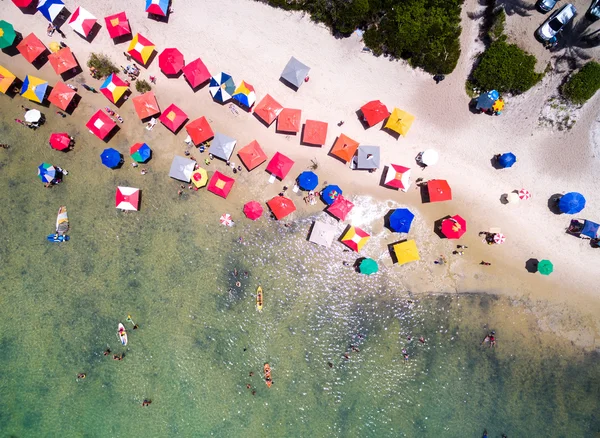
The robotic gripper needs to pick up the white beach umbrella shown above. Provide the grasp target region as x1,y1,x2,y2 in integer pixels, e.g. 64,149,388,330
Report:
506,192,520,204
420,149,439,166
25,109,41,123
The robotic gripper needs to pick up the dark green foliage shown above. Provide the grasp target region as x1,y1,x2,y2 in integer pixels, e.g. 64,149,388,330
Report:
488,8,506,42
472,41,542,94
135,79,152,94
562,61,600,104
87,53,119,78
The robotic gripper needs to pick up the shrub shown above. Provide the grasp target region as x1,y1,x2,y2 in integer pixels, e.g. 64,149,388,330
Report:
135,79,152,94
562,61,600,104
488,8,506,42
87,53,119,78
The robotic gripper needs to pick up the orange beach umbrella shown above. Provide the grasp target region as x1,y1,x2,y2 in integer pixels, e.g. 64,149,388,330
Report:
238,140,267,171
17,33,46,63
48,47,78,75
186,116,214,145
0,65,16,94
277,108,301,133
132,91,160,120
254,94,283,126
330,134,359,163
302,120,328,146
48,82,76,110
267,196,296,220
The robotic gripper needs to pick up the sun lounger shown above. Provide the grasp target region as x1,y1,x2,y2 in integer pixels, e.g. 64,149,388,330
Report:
184,135,192,145
292,184,299,193
268,174,276,184
146,118,157,131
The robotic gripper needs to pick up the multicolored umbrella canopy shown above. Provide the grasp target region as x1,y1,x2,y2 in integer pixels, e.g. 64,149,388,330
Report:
159,104,188,132
441,215,467,239
297,171,318,191
207,171,235,198
243,201,263,220
237,140,267,170
100,74,129,103
105,12,131,38
210,133,236,161
330,134,359,163
0,66,16,94
266,152,294,180
427,180,452,203
384,164,411,191
321,185,342,206
254,94,283,125
145,0,169,16
116,186,140,211
169,156,195,182
327,195,354,221
341,226,370,252
358,258,379,275
0,20,16,49
20,75,48,103
537,259,553,276
498,152,516,168
280,56,310,89
277,108,302,133
86,110,117,140
185,116,214,145
100,148,122,168
518,188,531,200
267,196,296,220
132,91,160,120
49,133,70,151
130,142,151,162
182,58,211,88
308,220,337,247
392,240,420,265
68,6,97,38
158,48,185,75
232,81,256,108
361,100,390,127
384,108,415,137
558,192,586,214
38,0,65,22
209,72,235,103
128,33,155,65
17,33,46,63
190,168,208,188
48,47,78,75
389,208,415,233
38,163,56,183
302,119,328,146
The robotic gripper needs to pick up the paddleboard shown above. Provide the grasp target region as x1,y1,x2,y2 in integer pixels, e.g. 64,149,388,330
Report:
56,206,69,235
47,234,70,242
264,363,272,388
256,286,263,311
118,323,128,346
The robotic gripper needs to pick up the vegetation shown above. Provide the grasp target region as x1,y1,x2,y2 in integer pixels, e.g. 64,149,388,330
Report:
562,61,600,104
135,79,152,94
487,8,505,43
87,53,119,78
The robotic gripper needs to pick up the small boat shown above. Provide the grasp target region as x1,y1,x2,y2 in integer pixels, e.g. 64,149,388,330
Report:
256,286,263,311
56,206,69,235
264,363,272,388
117,323,128,346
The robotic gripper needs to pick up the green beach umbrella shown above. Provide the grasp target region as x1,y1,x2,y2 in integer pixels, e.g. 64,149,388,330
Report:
0,21,17,50
358,258,378,275
537,259,553,276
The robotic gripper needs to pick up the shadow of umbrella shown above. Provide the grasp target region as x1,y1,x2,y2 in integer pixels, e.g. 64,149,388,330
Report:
548,193,563,215
433,216,451,239
525,258,539,273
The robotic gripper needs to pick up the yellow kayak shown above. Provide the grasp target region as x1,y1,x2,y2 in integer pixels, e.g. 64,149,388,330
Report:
256,286,263,311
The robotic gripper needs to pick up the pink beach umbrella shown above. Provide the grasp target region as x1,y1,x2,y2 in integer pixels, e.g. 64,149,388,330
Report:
243,201,263,220
518,189,531,200
493,233,506,244
220,213,233,226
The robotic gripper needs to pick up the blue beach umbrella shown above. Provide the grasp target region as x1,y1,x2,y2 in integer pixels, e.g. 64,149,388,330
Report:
37,0,65,22
209,72,235,103
558,192,586,214
146,0,169,16
581,220,599,238
321,184,342,205
297,171,318,191
476,90,499,111
389,208,415,233
100,148,122,169
37,163,56,183
498,152,516,168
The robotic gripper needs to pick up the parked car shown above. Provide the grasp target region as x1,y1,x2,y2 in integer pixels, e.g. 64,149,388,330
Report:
586,0,600,20
537,0,559,13
535,4,577,43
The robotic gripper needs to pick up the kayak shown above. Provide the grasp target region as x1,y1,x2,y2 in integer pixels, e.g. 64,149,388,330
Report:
56,206,69,235
47,234,70,242
264,363,272,388
256,286,263,311
118,323,127,346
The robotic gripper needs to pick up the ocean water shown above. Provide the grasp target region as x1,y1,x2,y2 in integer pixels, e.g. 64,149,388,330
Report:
0,104,599,438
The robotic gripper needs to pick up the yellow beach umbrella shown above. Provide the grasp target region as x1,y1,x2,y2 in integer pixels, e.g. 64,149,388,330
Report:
0,65,16,94
20,75,48,103
49,41,61,53
340,226,370,252
392,239,420,265
492,99,504,113
384,108,415,137
191,168,208,188
127,33,155,65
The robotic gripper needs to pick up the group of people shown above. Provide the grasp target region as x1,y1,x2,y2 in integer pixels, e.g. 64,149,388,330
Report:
105,107,124,123
303,190,318,205
121,64,141,81
44,166,68,188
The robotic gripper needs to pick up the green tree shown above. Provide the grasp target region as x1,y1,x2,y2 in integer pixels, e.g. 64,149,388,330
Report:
562,61,600,104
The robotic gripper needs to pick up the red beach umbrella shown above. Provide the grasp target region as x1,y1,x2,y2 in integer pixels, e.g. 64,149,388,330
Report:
86,110,117,140
427,180,452,203
48,82,76,111
360,100,390,127
237,140,267,171
49,133,71,151
182,58,211,88
115,186,140,211
267,196,296,220
185,116,214,145
327,195,354,221
13,0,34,7
132,91,160,120
266,152,294,180
159,103,188,132
158,48,185,75
243,201,263,220
302,120,328,146
207,171,234,198
48,47,78,75
441,215,467,239
277,108,302,133
254,94,283,126
384,164,411,191
17,33,46,63
105,12,131,39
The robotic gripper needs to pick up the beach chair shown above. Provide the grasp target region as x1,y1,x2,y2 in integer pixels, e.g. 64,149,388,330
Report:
268,174,276,184
146,118,157,131
184,135,193,145
292,184,299,193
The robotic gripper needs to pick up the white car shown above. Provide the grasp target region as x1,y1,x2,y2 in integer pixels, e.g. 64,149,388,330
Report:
536,4,577,42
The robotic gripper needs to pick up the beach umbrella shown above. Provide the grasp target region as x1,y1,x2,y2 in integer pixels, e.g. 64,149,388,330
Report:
115,186,140,211
158,48,185,75
191,168,208,188
493,233,506,244
243,201,263,220
100,74,129,104
327,195,354,221
492,99,505,114
441,215,467,239
100,148,122,168
232,81,256,108
68,6,97,38
559,192,586,214
356,146,380,170
498,152,516,168
277,108,302,133
420,149,439,166
297,171,318,191
254,94,283,125
159,104,188,132
384,164,411,191
37,0,65,22
506,192,520,204
360,100,390,127
385,108,415,137
49,42,61,53
358,258,379,275
266,152,294,180
182,58,211,88
537,259,553,276
185,116,214,145
476,90,499,111
130,142,151,163
169,156,195,182
48,47,78,75
24,109,42,123
38,163,56,183
209,72,235,103
308,220,337,247
145,0,169,16
321,185,342,205
12,0,34,6
341,226,370,252
20,75,48,103
302,119,328,146
86,110,117,140
207,171,235,198
49,133,70,151
48,82,76,110
128,33,155,65
238,140,267,171
219,213,233,226
518,188,531,200
0,21,16,49
392,240,420,265
0,66,16,94
389,208,415,233
210,133,237,161
330,134,359,163
581,220,600,239
280,56,310,89
17,33,46,63
267,196,296,220
132,91,160,120
105,12,131,38
427,180,452,203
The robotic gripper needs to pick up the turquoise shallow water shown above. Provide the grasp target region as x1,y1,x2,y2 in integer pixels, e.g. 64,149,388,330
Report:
0,103,599,437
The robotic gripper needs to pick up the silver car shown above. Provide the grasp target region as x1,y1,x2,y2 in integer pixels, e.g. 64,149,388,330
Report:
536,4,577,41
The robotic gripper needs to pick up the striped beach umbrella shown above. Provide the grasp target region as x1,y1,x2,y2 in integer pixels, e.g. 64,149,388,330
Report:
145,0,169,16
0,66,16,94
232,81,256,108
37,0,65,22
130,143,151,163
518,188,531,200
209,72,235,103
116,187,140,211
493,233,506,244
20,75,48,103
341,226,370,252
321,185,342,206
384,164,411,191
38,163,56,183
0,21,16,49
127,33,155,65
68,6,97,38
100,74,128,104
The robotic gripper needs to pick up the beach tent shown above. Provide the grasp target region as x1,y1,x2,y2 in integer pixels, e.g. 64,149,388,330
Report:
358,258,379,275
68,6,97,38
100,148,122,168
420,149,439,166
389,208,415,233
441,215,467,239
232,81,256,108
20,75,48,103
100,73,129,104
116,186,140,211
191,168,208,188
302,120,328,146
209,72,235,103
322,184,342,205
132,91,160,120
182,58,211,88
17,33,46,63
128,34,155,65
130,142,151,162
356,146,380,170
105,12,131,39
48,82,76,110
392,240,420,265
210,133,237,161
0,21,17,49
266,152,294,180
385,108,415,137
559,192,586,214
159,104,188,132
185,116,214,145
327,195,354,221
331,134,359,163
537,259,553,275
267,196,296,220
48,47,78,75
0,66,16,94
49,133,70,151
309,220,337,247
277,108,302,133
146,0,169,16
169,156,195,182
86,110,117,140
280,56,310,89
207,171,235,198
384,164,411,191
476,90,499,111
427,179,452,203
243,201,263,220
254,94,283,125
498,152,516,168
38,163,56,183
238,140,267,171
341,226,370,252
38,0,64,22
360,100,390,127
12,0,34,7
158,48,185,76
297,171,318,191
